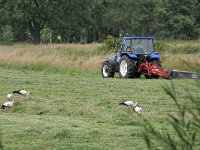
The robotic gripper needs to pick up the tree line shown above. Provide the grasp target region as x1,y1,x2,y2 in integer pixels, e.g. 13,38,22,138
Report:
0,0,200,44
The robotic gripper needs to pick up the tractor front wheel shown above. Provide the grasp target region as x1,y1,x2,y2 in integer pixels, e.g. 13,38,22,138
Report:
119,55,136,78
101,61,114,78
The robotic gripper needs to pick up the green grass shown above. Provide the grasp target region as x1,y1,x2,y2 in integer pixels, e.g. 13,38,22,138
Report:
0,67,199,150
0,62,97,76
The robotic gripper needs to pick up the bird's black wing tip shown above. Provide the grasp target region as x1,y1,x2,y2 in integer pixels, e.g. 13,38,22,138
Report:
119,102,128,106
1,105,5,109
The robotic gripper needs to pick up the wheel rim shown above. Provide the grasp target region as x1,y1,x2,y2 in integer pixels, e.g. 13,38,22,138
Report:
102,65,109,77
120,60,128,77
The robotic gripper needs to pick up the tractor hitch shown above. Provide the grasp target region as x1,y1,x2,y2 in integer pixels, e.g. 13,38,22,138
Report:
137,62,170,79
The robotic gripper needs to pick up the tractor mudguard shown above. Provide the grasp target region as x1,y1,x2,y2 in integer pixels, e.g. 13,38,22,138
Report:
149,52,160,59
121,52,137,59
114,52,121,62
106,59,117,72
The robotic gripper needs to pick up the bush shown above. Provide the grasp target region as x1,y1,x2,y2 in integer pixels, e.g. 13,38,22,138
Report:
1,25,14,45
80,28,88,44
98,35,121,53
41,27,52,44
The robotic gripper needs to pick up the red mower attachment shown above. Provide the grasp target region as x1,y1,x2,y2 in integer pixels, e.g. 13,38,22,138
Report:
137,62,170,79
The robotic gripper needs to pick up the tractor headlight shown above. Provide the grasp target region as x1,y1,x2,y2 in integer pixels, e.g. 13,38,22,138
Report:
127,47,131,51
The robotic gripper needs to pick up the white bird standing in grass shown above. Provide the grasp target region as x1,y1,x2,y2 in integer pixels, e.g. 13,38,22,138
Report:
133,103,143,115
1,101,15,109
119,100,136,107
7,93,13,101
13,90,31,96
119,100,143,115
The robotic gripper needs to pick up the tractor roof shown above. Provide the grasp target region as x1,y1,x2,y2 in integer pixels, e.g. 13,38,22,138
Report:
123,36,155,40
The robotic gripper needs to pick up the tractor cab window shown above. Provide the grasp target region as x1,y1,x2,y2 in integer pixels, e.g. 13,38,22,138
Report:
131,39,154,54
121,39,131,51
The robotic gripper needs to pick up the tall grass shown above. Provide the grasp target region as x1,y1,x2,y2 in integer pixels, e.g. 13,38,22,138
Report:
0,40,199,73
155,40,200,71
156,40,200,54
0,43,113,73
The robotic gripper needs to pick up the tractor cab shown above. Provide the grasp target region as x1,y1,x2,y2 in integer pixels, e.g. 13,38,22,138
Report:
115,36,160,63
121,36,155,55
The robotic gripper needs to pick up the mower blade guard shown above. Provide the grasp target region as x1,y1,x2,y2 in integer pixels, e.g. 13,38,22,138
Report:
149,64,170,79
169,70,199,79
138,62,170,79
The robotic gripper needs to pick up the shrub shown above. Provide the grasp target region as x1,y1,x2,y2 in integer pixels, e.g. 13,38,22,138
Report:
1,25,14,45
41,27,52,44
80,28,88,44
98,35,121,53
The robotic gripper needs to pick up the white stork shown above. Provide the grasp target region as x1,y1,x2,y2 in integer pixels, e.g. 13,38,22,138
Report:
119,100,136,107
7,93,13,100
13,90,31,96
119,100,143,115
134,106,143,115
1,101,15,109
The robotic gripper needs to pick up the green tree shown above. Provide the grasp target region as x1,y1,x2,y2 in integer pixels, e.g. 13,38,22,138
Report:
129,0,157,36
1,0,200,43
100,0,157,37
89,0,108,42
49,0,94,43
0,0,56,44
17,0,56,44
155,0,200,39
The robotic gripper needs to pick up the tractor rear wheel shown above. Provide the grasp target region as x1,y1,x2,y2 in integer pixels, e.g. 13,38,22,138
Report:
119,55,136,78
101,61,114,78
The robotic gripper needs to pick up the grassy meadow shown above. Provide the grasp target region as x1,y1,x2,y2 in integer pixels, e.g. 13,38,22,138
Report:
0,41,200,150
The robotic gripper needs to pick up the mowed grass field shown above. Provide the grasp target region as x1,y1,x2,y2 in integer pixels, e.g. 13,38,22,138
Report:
0,42,199,150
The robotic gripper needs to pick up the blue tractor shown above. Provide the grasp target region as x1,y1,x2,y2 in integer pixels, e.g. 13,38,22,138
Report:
101,36,166,79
